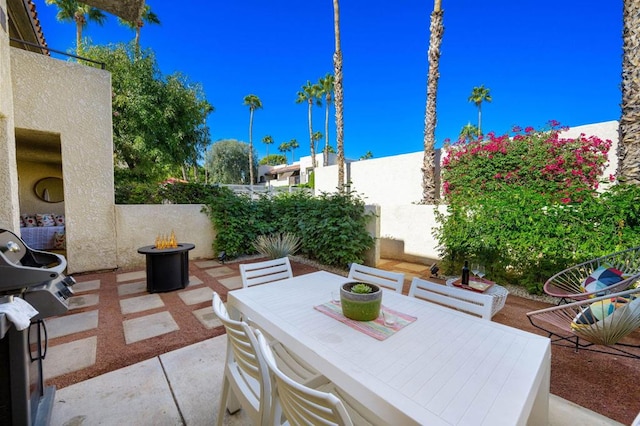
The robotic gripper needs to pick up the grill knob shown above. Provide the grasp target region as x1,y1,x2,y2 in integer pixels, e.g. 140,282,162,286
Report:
2,241,20,253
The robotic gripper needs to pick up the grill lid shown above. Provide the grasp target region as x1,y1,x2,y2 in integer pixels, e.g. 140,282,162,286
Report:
0,229,66,294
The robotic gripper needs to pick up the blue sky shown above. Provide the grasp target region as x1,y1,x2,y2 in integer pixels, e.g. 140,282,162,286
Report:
35,0,621,161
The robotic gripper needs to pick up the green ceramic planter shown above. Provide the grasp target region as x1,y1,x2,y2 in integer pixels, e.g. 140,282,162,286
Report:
340,282,382,321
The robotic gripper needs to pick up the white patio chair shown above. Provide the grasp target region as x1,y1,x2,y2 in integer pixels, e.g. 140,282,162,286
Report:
255,330,383,426
212,292,324,425
240,257,293,288
212,292,271,426
348,262,405,293
408,277,493,320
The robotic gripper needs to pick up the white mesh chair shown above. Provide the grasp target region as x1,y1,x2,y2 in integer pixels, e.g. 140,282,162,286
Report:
240,257,293,288
527,287,640,358
212,292,270,426
348,263,405,293
255,330,382,426
408,277,493,320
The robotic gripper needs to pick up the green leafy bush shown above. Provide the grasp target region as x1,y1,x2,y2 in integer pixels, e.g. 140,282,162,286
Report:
203,190,375,268
435,123,640,293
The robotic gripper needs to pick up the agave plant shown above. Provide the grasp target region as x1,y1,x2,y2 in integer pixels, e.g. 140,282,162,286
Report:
253,232,301,259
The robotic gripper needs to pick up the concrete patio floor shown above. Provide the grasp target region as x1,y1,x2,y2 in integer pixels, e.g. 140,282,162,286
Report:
44,259,627,425
50,334,622,425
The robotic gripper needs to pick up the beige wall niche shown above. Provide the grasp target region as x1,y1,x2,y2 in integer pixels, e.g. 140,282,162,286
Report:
11,47,116,273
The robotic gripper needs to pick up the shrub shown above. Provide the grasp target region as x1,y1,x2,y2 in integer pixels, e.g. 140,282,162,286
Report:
253,233,301,259
203,190,375,268
442,121,612,204
435,122,639,294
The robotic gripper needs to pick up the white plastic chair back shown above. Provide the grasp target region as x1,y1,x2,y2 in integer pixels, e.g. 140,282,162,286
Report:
240,257,293,288
348,263,405,293
255,330,354,426
408,277,493,320
212,292,271,426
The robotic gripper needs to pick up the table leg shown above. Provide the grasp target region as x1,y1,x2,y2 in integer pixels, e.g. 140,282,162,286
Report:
527,349,550,425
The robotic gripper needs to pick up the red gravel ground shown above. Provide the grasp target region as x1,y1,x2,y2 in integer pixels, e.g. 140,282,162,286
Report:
48,259,640,425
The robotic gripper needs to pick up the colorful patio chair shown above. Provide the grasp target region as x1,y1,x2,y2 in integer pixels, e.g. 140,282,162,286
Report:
543,246,640,304
527,287,640,359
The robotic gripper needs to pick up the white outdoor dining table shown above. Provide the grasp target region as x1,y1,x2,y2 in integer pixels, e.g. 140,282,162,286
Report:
227,271,550,426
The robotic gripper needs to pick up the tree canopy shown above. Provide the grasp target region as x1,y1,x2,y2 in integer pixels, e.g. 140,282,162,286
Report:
82,43,213,184
205,139,257,184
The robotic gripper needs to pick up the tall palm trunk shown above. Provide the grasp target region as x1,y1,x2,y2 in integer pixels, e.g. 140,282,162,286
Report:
308,100,316,168
422,0,444,203
324,98,330,166
74,13,84,54
333,0,345,192
618,0,640,184
248,109,255,188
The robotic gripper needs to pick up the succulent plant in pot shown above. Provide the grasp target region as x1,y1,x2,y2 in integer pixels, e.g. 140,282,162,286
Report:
340,282,382,321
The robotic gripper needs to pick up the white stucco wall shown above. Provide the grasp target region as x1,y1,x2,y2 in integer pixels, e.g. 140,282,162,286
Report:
115,204,216,269
11,48,116,273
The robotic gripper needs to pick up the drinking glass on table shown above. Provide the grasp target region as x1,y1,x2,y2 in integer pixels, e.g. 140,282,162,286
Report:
476,264,486,279
471,263,480,279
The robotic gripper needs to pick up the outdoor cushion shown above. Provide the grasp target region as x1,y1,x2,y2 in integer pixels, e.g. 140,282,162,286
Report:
581,264,624,296
55,214,65,226
36,213,56,227
53,231,65,249
572,296,629,327
21,214,36,227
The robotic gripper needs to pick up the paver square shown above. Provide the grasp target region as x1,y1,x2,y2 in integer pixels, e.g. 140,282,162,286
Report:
192,307,222,329
45,310,99,339
189,275,203,286
44,336,97,380
118,281,147,296
194,260,220,269
120,294,164,315
395,262,430,272
117,270,146,282
73,279,100,293
204,266,234,278
178,287,213,306
68,294,99,310
123,311,179,344
218,275,242,290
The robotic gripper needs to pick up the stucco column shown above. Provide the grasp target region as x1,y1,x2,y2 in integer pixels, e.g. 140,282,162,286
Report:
0,0,20,231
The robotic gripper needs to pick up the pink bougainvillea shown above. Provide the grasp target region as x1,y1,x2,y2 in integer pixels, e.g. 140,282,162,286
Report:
442,121,611,202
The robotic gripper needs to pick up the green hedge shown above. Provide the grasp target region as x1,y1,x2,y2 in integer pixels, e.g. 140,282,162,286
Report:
203,188,375,268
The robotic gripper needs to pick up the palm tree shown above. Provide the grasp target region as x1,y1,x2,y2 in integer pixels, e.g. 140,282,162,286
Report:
312,131,323,158
45,0,107,55
318,73,335,166
243,94,262,188
117,4,160,55
278,141,291,163
262,135,274,158
468,84,492,135
288,138,299,163
618,0,640,184
459,122,479,142
422,0,444,203
332,0,345,191
296,81,322,168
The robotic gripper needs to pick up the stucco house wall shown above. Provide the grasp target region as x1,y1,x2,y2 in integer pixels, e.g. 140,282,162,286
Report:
0,0,20,232
115,204,215,269
11,48,117,273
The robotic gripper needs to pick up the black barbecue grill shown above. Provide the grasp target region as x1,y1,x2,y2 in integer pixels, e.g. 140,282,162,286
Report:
0,228,76,425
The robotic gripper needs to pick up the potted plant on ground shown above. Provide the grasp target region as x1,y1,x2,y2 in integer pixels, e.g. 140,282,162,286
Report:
340,282,382,321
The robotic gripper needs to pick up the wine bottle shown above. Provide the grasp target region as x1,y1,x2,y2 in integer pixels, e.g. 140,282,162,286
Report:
461,260,470,286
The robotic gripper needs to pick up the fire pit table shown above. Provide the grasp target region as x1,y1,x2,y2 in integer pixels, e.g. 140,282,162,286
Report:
137,243,195,293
